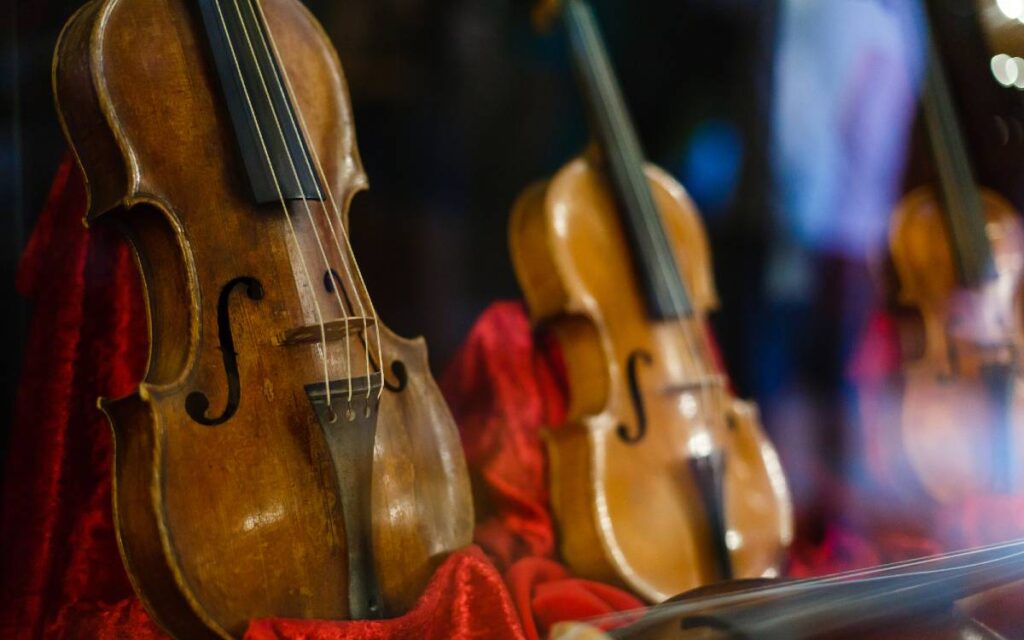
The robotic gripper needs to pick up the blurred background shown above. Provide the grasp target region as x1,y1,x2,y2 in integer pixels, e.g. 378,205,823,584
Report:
5,0,1024,525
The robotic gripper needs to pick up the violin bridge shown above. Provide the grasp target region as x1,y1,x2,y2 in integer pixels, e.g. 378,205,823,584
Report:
276,317,376,347
663,374,727,395
305,374,384,619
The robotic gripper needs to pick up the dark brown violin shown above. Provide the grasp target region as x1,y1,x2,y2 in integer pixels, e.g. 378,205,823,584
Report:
509,0,791,602
548,538,1024,639
888,15,1024,502
53,0,472,637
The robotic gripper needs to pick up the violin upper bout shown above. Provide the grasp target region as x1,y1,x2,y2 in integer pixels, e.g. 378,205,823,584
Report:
888,188,959,375
646,165,718,313
515,157,698,318
57,0,364,222
509,178,569,322
889,187,954,304
53,0,133,221
889,186,1024,370
979,189,1024,268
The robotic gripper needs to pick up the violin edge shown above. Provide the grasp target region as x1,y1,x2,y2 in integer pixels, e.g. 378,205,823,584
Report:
55,5,223,635
53,0,137,223
102,393,231,639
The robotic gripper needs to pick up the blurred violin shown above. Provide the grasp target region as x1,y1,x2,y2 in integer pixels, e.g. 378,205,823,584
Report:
53,0,472,636
509,0,792,602
888,13,1024,501
548,538,1024,639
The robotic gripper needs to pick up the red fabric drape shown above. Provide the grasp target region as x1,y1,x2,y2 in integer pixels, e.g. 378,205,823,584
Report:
0,157,161,639
0,157,640,640
4,155,1024,639
0,157,525,640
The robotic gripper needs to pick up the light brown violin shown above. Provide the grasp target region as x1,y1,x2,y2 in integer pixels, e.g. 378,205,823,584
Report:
509,0,792,603
888,23,1024,502
53,0,472,637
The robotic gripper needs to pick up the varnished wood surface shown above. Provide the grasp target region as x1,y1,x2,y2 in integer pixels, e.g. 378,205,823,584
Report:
53,0,473,637
889,185,1024,501
510,156,792,603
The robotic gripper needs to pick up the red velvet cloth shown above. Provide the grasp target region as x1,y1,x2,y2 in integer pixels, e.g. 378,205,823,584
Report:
437,301,943,629
4,155,1023,639
245,547,524,640
0,157,529,640
0,157,161,640
438,304,649,638
0,156,637,640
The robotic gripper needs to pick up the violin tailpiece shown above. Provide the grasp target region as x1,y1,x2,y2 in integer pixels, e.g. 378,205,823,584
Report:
687,450,734,581
305,377,384,619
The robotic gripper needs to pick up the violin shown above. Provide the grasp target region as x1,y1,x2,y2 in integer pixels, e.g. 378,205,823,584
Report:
509,0,792,602
547,538,1024,639
53,0,472,636
888,10,1024,501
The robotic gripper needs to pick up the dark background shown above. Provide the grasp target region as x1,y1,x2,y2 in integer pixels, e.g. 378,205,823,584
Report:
4,0,1023,515
0,0,776,440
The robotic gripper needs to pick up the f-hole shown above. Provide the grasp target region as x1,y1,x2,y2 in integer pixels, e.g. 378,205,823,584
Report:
323,268,407,393
323,267,343,295
186,276,264,426
616,350,653,444
385,361,408,393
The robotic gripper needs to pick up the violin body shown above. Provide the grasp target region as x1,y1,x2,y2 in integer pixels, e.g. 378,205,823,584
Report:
889,185,1024,500
510,156,792,602
54,0,472,637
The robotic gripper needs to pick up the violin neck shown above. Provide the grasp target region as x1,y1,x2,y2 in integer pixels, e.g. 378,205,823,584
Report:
562,0,693,319
196,0,322,204
920,24,994,287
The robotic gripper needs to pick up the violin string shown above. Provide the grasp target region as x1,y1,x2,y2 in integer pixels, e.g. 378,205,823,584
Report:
673,546,1024,637
572,537,1024,630
604,0,746,564
576,0,726,558
227,0,355,406
203,3,1024,629
241,0,368,406
574,0,715,434
209,0,333,405
578,2,721,445
246,0,377,404
584,538,1024,628
581,547,1024,631
249,0,384,403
